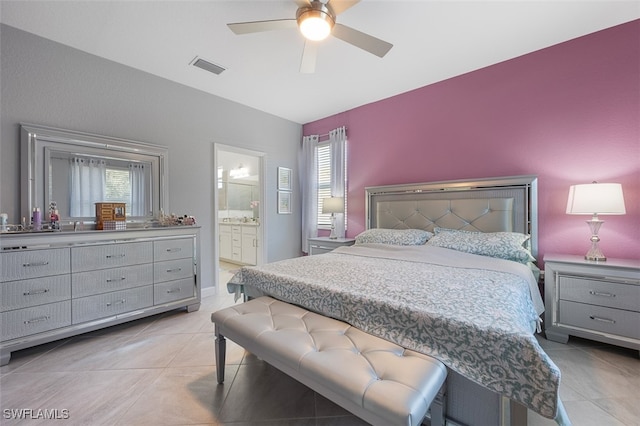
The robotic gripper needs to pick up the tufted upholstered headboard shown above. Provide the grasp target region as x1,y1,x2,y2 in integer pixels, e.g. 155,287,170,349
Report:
365,175,538,258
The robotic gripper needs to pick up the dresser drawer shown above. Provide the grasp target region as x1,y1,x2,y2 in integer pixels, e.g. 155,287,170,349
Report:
1,248,70,282
1,301,71,341
71,242,153,272
559,275,639,312
154,258,194,283
1,275,71,312
153,238,193,262
72,263,154,298
72,286,153,324
559,300,640,340
154,278,196,305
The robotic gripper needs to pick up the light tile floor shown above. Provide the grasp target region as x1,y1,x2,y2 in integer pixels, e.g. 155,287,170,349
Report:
1,265,638,425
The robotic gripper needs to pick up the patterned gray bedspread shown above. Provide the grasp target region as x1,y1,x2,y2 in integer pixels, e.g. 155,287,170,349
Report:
228,243,561,419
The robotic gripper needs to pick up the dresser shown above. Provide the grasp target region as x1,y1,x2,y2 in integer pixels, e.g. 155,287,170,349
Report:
307,237,356,255
0,226,200,365
544,254,640,352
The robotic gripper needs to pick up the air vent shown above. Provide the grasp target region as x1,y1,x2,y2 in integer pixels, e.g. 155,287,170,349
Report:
190,56,226,75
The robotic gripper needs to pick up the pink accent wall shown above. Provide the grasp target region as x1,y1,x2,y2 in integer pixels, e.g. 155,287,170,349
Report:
304,20,640,264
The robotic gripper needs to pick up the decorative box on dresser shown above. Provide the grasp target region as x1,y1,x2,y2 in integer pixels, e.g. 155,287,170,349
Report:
0,226,201,365
544,254,640,353
307,237,356,255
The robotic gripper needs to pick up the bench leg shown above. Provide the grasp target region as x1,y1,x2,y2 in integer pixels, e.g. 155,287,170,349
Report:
428,382,447,426
214,325,226,384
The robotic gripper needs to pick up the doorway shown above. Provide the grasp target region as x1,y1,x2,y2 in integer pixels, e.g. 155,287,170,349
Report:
214,144,265,291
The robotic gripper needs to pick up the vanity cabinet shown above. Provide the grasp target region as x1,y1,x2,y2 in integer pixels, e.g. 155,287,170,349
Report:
219,223,258,265
219,224,233,260
0,227,200,365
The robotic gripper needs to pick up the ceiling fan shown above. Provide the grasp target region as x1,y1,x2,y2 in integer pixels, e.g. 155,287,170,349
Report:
227,0,393,73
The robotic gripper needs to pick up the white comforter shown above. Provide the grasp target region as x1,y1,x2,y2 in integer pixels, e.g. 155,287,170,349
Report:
228,243,561,420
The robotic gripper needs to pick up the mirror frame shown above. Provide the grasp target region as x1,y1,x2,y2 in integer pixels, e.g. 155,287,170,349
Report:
21,123,169,226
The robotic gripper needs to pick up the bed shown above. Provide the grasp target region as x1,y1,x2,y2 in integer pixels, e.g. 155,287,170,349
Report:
228,175,569,426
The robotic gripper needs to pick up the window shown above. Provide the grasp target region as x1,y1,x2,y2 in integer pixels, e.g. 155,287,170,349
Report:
105,166,134,213
316,142,347,228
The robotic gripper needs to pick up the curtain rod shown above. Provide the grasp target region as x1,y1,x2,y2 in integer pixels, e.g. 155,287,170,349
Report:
308,126,347,141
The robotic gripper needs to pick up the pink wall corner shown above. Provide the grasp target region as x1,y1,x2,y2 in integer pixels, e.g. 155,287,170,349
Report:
304,20,640,264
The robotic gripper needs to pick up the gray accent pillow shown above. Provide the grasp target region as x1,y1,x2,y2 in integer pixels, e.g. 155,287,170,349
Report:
355,228,433,246
428,227,535,264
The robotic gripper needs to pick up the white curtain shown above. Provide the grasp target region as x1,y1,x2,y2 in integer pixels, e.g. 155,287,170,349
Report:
129,163,146,216
329,126,346,238
70,157,106,217
299,134,319,253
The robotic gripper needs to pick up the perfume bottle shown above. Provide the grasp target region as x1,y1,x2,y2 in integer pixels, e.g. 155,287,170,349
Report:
32,207,42,231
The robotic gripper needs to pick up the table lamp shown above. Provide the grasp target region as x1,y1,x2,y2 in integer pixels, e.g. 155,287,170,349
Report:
322,197,344,239
566,182,626,261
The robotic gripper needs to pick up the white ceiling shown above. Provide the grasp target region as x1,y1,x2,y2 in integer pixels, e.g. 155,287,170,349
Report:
1,1,638,124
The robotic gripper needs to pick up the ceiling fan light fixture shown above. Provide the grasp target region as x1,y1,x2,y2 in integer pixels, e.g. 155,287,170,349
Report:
297,8,334,41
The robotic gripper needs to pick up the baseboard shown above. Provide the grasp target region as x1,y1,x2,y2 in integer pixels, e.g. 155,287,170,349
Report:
202,286,218,298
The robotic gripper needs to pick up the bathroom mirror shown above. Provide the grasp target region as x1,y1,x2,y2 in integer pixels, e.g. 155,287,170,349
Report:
21,124,168,226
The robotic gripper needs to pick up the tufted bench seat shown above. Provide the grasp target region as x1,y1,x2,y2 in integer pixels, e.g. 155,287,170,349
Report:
211,296,447,426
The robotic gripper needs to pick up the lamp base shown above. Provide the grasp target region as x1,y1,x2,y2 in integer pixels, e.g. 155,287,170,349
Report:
584,217,606,262
329,214,337,239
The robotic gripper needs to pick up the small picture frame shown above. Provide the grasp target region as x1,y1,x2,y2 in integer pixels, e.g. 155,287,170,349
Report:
278,167,292,191
278,191,292,214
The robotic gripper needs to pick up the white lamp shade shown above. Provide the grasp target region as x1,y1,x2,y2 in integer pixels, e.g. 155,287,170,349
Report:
322,197,344,214
566,183,626,215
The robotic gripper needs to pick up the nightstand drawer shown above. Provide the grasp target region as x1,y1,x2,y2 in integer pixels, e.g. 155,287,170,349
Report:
559,275,639,312
559,300,640,339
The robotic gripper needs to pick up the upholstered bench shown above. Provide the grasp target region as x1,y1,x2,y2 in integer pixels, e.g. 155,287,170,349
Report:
211,296,447,426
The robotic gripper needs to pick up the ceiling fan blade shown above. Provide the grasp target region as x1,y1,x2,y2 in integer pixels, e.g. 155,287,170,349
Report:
327,0,360,15
300,40,318,74
332,23,392,58
228,19,297,35
293,0,311,8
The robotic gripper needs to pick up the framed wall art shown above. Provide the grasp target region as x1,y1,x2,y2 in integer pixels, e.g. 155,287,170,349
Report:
277,167,292,191
277,191,292,214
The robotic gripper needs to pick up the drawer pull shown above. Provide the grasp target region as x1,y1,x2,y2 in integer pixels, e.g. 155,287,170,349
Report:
22,261,49,267
166,248,182,253
589,315,616,324
106,299,126,307
166,268,182,273
589,291,615,298
106,277,126,283
167,287,181,294
106,254,126,259
24,316,50,325
23,289,49,296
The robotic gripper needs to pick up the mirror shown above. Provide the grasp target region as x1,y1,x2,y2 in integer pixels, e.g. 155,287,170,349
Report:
218,181,259,220
21,124,168,226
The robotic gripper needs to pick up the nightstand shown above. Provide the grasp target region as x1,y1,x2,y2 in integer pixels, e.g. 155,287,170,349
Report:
544,254,640,352
308,237,356,255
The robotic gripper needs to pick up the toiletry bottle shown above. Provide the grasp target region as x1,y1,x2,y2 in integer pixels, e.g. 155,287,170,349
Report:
33,207,42,231
0,213,8,232
50,209,60,230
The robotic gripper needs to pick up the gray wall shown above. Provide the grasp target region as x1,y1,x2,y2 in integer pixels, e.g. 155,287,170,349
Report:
0,24,303,289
